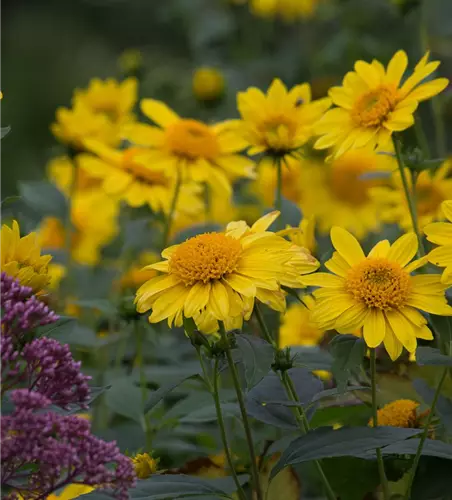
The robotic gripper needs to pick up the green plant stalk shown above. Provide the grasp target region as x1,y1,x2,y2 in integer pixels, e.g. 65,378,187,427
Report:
370,349,391,500
403,366,448,499
413,115,431,159
275,156,283,225
162,168,182,248
254,304,276,348
63,160,77,305
392,137,425,257
219,323,263,500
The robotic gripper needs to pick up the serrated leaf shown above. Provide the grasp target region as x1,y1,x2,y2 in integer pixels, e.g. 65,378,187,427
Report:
105,377,145,425
416,346,452,367
330,335,366,392
235,334,274,389
19,181,67,218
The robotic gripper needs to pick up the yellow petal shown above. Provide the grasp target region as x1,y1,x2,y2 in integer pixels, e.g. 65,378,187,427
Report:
363,309,386,348
330,226,365,266
368,240,390,258
208,280,230,320
442,200,452,222
184,282,211,317
223,274,256,297
385,50,408,87
149,285,189,323
407,78,449,102
335,304,368,332
406,293,452,316
141,99,180,127
301,273,344,288
424,222,452,245
387,233,418,267
325,252,351,277
383,323,404,361
251,211,280,233
385,310,417,352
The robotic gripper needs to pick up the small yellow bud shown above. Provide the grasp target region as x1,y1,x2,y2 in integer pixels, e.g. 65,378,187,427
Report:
192,67,225,102
131,453,159,479
118,49,143,75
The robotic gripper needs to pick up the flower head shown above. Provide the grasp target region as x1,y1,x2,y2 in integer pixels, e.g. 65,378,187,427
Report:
302,227,452,360
131,453,159,479
315,51,449,157
124,100,254,197
47,155,100,195
192,67,225,101
1,222,52,294
425,200,452,284
135,212,319,331
248,0,321,21
369,399,420,428
236,78,330,159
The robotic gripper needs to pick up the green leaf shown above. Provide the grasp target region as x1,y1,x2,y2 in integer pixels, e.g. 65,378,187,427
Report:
1,195,21,208
310,404,371,429
412,457,452,500
430,314,452,344
145,373,202,414
291,346,333,371
271,426,422,478
129,474,248,499
330,335,366,392
37,316,77,337
416,347,452,367
1,125,11,139
235,334,274,389
72,299,117,317
19,181,67,218
105,377,145,425
379,438,452,459
179,402,239,423
413,378,452,434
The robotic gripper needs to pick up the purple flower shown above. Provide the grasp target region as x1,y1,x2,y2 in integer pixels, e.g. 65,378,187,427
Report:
1,390,136,500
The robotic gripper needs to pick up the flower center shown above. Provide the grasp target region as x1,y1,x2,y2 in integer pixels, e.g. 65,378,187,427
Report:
122,148,168,186
165,119,220,161
351,85,397,128
258,115,298,152
370,400,420,428
415,182,444,217
345,258,411,310
169,233,242,286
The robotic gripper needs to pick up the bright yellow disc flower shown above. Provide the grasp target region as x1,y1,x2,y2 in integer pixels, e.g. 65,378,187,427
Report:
371,160,452,231
124,100,254,197
78,140,204,216
302,227,452,360
236,78,331,161
192,67,225,101
315,51,449,157
131,453,159,479
369,399,420,428
425,200,452,284
1,221,52,293
248,0,321,21
135,212,319,330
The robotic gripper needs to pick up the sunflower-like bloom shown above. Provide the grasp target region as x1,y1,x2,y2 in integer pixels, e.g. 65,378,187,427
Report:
1,221,52,293
371,160,452,231
123,100,254,197
192,67,225,101
302,227,452,360
135,212,319,331
425,200,452,285
301,149,395,239
247,0,321,21
131,453,159,479
78,140,203,216
368,399,421,428
314,51,449,158
236,79,331,161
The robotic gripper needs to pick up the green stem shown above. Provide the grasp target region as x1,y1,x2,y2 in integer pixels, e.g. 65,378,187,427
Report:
370,349,391,500
162,167,182,249
63,159,77,303
219,323,263,500
254,304,277,348
392,137,425,257
414,116,431,159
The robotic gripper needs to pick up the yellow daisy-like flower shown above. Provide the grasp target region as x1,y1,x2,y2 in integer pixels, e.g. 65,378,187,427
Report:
192,67,225,102
47,263,67,291
371,160,452,231
124,100,254,197
131,453,159,479
279,296,325,348
135,212,319,331
425,200,452,284
236,78,331,160
368,399,420,428
47,156,100,196
119,252,160,290
47,484,94,500
302,227,452,360
1,221,52,293
315,50,449,157
301,149,395,239
248,0,321,21
78,140,203,216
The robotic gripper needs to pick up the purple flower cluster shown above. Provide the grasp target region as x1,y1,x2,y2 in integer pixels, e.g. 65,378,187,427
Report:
2,390,136,500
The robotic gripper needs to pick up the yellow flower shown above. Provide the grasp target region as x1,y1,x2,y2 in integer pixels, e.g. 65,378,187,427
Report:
425,199,452,284
47,484,94,500
248,0,321,21
192,67,225,101
287,217,317,256
1,221,52,293
371,160,452,231
279,296,325,348
135,212,319,331
236,78,331,161
47,156,100,195
369,399,420,428
315,51,449,158
131,453,159,479
119,252,160,290
78,141,203,216
47,263,67,290
124,100,254,197
118,49,143,75
301,149,395,239
302,227,452,360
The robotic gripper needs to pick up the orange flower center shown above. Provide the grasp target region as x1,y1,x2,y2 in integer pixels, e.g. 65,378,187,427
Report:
415,182,444,217
369,399,420,428
122,148,168,186
165,119,220,161
352,85,397,128
258,115,299,152
345,258,411,310
169,233,242,286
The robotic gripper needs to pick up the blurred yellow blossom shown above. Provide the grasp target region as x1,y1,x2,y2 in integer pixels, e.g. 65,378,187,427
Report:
47,263,67,291
248,0,322,21
131,453,159,479
192,67,225,101
425,199,452,284
119,251,160,290
118,49,143,75
47,156,100,195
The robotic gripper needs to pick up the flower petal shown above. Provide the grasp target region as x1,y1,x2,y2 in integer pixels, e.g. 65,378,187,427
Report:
387,233,418,267
330,226,365,266
363,309,386,348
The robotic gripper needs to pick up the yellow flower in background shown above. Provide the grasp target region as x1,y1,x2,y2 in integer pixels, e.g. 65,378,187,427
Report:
236,78,331,161
248,0,321,21
301,149,395,239
315,51,449,157
47,484,94,500
47,263,67,291
78,140,204,216
279,296,325,348
136,212,319,332
37,217,66,250
192,67,225,101
119,252,160,290
47,156,100,195
302,227,452,360
425,200,452,284
286,217,317,256
131,453,159,479
1,221,52,293
124,100,254,197
118,49,143,75
371,160,452,231
369,399,420,428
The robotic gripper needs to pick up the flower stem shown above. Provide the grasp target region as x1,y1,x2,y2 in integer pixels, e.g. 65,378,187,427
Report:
403,366,448,499
162,168,182,249
254,304,276,348
414,115,431,159
219,322,262,500
392,137,425,257
370,349,391,500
